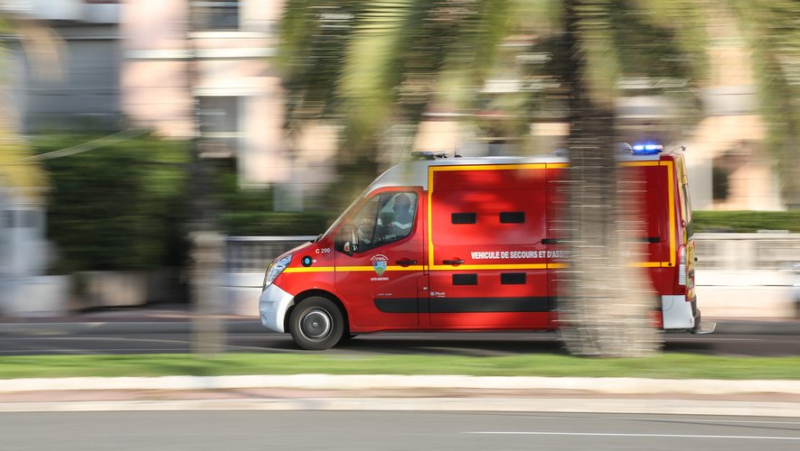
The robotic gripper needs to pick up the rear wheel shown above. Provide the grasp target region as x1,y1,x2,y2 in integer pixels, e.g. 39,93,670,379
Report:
289,297,345,350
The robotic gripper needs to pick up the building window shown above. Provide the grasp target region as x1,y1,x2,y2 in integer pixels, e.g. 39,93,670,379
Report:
198,96,241,158
712,165,730,202
192,1,240,31
1,210,39,229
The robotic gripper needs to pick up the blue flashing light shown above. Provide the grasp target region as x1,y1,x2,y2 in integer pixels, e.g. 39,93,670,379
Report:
631,142,663,155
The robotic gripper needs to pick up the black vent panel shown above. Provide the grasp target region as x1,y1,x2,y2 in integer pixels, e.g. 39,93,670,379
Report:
452,274,478,285
500,211,525,224
501,273,527,285
451,213,477,224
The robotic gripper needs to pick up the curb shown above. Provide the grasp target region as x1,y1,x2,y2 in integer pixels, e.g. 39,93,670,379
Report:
1,319,800,336
2,398,800,417
3,375,800,395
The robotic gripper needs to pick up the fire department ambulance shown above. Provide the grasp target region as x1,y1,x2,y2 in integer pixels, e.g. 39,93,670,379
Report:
260,145,711,349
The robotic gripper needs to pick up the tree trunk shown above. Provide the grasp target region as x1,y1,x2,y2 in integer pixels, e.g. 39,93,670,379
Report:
557,0,659,357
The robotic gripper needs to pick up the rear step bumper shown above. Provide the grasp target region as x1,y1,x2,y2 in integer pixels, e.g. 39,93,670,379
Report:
691,309,716,334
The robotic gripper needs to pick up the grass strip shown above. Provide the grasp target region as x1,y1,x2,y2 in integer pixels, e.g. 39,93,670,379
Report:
1,353,799,380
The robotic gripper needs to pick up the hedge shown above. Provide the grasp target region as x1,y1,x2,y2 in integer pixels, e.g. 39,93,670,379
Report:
693,210,800,233
36,133,190,272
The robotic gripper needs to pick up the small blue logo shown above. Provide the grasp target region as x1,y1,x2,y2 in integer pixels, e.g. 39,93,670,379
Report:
301,256,313,267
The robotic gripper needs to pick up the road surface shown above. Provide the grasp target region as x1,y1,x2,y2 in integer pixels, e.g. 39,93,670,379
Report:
1,329,800,356
3,411,799,451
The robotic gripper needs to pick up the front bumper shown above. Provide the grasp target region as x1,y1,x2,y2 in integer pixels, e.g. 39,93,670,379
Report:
259,284,295,333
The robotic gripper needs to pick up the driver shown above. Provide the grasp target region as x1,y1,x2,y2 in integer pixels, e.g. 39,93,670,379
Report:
388,193,414,238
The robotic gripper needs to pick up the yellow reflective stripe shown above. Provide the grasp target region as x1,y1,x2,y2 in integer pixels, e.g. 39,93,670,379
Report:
386,265,425,271
621,161,660,167
430,264,548,271
334,266,376,272
285,265,424,273
427,164,548,267
376,265,425,272
286,262,668,272
424,161,675,271
664,160,676,267
624,160,676,268
284,267,335,273
428,167,435,268
431,163,547,172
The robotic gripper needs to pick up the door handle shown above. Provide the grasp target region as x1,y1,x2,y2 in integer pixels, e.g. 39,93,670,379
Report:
396,259,417,267
442,259,464,266
639,236,661,243
542,238,561,245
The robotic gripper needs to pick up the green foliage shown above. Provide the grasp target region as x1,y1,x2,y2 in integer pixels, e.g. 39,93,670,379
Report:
222,211,333,236
693,210,800,233
279,1,364,131
35,133,190,272
214,172,274,213
281,0,517,164
214,172,335,236
1,353,800,379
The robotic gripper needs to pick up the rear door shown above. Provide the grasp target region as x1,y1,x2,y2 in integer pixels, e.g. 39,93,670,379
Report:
427,164,551,329
617,161,672,293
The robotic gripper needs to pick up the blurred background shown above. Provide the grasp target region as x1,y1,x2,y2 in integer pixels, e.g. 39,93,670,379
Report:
0,0,798,321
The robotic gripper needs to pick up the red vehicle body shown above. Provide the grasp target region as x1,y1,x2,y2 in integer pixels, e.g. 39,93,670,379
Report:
259,150,707,350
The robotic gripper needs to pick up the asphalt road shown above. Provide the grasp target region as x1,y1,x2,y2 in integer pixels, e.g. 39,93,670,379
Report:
1,330,800,356
3,411,799,451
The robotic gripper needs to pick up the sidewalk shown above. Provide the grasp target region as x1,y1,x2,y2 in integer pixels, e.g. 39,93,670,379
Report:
2,305,800,416
2,375,800,417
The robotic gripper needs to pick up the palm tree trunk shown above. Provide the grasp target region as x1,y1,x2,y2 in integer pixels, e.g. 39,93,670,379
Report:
557,0,659,357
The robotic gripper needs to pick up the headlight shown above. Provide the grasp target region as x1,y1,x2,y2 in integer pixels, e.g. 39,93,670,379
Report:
263,254,292,290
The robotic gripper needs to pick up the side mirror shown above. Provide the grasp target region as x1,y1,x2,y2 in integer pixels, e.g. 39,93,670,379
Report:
337,223,359,256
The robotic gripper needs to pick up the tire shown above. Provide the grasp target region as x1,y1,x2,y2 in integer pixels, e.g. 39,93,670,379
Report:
288,296,345,350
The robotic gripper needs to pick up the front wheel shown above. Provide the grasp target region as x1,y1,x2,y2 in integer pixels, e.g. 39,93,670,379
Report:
289,297,345,350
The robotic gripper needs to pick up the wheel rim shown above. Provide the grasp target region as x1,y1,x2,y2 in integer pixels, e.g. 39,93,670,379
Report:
300,308,332,341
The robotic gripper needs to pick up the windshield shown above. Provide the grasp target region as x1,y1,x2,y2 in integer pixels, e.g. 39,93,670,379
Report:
320,186,372,239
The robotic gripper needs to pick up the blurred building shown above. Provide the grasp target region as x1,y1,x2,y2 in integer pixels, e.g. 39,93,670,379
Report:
121,0,294,188
4,0,121,132
2,0,792,211
685,11,783,211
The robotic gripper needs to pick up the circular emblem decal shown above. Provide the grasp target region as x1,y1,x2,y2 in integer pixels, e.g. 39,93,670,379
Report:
301,256,313,267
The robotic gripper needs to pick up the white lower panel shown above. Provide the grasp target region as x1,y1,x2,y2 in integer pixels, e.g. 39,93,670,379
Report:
662,295,695,330
259,284,295,333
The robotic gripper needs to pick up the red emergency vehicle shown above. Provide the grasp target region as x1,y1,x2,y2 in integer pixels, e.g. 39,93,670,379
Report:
260,145,711,349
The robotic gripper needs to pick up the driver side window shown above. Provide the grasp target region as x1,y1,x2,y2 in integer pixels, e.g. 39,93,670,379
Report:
341,191,418,254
